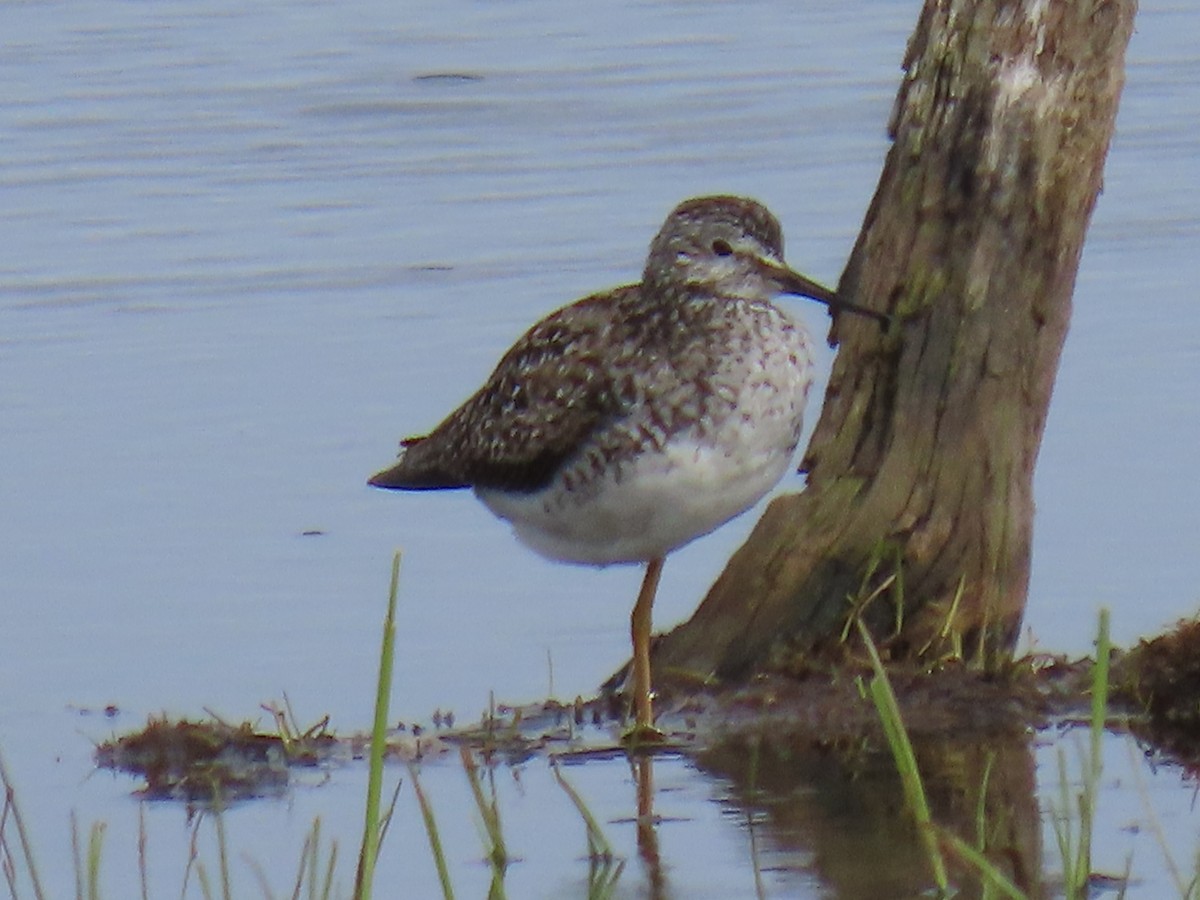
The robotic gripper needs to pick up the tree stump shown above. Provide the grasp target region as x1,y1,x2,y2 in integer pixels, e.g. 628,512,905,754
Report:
653,0,1137,682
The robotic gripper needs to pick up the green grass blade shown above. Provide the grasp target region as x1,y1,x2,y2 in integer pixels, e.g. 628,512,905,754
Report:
585,855,625,900
355,551,402,900
551,760,615,862
214,811,231,900
941,830,1028,899
288,820,315,900
409,764,454,900
319,839,338,900
196,862,214,900
1048,610,1112,899
86,821,106,900
1051,745,1076,892
180,812,202,900
303,818,318,900
0,746,49,900
974,753,995,851
138,804,150,900
857,620,949,893
72,810,84,900
460,746,508,887
1078,608,1111,890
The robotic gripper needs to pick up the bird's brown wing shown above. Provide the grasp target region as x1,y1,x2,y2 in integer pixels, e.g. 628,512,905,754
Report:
369,286,641,493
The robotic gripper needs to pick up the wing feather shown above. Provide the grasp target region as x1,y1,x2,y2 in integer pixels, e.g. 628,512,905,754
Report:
369,285,643,493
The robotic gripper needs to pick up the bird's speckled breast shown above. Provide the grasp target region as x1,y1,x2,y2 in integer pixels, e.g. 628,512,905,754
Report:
477,298,814,565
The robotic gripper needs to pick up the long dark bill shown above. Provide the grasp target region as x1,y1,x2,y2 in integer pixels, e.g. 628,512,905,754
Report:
772,263,892,331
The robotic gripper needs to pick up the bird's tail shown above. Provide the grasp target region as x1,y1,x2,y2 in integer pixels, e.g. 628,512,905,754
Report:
367,438,470,491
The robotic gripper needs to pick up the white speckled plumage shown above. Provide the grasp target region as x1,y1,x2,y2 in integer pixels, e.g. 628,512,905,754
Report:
476,298,813,565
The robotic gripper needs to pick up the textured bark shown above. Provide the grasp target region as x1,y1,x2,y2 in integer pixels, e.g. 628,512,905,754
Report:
654,0,1137,681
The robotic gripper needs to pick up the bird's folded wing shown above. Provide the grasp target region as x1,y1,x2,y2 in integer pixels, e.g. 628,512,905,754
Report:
370,287,643,493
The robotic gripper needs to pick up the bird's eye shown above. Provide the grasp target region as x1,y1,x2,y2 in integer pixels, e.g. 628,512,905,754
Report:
711,239,734,257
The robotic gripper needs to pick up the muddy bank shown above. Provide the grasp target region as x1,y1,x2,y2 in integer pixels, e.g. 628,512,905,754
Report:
95,618,1200,801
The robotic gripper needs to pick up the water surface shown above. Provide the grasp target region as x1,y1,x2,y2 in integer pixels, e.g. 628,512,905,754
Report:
2,0,1198,896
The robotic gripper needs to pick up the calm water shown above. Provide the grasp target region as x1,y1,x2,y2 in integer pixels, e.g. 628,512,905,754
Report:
2,1,1198,896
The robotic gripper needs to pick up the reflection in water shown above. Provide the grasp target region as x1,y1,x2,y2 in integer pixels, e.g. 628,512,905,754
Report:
632,752,666,899
697,730,1042,898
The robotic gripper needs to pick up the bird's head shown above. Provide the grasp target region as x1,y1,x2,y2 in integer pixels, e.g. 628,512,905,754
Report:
644,195,889,328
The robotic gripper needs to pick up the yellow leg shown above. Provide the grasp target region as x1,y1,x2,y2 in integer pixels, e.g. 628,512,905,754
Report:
627,556,665,742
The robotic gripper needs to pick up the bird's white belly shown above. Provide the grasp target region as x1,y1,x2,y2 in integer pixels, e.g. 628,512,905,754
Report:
477,368,809,565
476,297,814,566
478,440,797,565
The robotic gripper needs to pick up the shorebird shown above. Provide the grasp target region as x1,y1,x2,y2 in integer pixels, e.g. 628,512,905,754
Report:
369,195,886,740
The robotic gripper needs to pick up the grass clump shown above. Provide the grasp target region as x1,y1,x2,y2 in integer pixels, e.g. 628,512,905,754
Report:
860,609,1124,899
0,746,48,900
1046,607,1113,900
552,760,624,899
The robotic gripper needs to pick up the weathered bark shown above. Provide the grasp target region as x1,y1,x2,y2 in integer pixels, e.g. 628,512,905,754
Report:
654,0,1137,681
